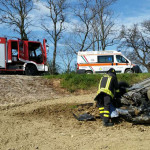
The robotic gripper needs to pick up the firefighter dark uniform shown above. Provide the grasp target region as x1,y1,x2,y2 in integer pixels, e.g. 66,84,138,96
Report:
96,68,119,127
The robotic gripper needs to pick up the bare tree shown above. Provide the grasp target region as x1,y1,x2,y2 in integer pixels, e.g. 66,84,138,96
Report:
68,0,96,53
92,0,117,51
142,20,150,32
91,17,99,51
119,24,150,72
42,0,67,74
58,47,75,73
0,0,33,40
68,0,117,53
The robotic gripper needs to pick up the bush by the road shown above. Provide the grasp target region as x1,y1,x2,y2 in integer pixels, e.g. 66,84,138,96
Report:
44,73,150,92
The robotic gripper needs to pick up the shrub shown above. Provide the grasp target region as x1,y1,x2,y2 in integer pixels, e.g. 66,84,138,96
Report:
44,73,150,92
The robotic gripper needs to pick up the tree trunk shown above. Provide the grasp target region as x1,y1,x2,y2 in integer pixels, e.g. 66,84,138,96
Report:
146,65,150,72
92,36,95,51
52,39,57,74
97,35,100,51
52,22,57,74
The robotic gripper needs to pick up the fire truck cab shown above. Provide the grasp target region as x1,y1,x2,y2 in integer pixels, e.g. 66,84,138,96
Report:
77,51,141,74
0,37,48,75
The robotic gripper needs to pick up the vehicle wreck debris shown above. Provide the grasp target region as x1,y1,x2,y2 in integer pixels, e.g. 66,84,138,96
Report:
116,78,150,124
73,78,150,124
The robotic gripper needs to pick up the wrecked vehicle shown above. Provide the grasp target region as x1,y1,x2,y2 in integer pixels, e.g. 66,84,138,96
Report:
114,78,150,124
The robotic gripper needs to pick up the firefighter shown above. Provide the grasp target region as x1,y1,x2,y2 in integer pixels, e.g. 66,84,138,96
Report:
95,68,120,127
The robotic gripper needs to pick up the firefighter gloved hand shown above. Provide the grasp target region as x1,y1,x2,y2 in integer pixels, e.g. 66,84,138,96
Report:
115,92,121,98
94,94,101,102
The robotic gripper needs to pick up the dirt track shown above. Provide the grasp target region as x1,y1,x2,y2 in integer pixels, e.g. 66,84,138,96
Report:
0,75,150,150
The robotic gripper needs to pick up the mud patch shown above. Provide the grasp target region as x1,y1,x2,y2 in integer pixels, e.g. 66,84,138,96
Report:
12,103,104,132
12,102,150,134
13,103,130,129
14,103,98,120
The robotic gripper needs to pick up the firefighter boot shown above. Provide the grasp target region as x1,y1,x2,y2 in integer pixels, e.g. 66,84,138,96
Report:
103,118,114,127
103,122,114,127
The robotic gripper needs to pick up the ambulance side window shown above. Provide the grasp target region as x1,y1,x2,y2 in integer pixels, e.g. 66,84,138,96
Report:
98,55,114,63
116,55,128,63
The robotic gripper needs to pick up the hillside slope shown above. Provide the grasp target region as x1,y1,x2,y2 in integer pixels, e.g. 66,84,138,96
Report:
0,75,150,150
0,75,69,109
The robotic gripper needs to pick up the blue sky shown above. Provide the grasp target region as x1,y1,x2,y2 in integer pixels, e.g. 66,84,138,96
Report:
112,0,150,26
1,0,150,38
1,0,150,40
0,0,150,71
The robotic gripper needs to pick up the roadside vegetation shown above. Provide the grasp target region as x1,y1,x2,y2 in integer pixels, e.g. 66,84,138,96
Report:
44,73,150,92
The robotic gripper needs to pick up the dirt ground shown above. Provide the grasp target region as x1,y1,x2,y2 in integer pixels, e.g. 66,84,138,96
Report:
0,75,150,150
0,75,69,109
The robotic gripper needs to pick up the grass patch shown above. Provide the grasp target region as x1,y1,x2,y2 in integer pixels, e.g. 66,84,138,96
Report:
117,73,150,85
44,73,150,92
69,105,78,109
60,73,102,92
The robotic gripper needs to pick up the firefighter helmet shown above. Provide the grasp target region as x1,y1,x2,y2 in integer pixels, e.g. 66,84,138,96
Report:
107,68,116,76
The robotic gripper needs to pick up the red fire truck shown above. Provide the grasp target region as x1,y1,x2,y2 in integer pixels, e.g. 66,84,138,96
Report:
0,37,48,75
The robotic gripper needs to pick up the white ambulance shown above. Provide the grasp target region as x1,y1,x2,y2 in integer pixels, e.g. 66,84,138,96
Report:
77,50,141,74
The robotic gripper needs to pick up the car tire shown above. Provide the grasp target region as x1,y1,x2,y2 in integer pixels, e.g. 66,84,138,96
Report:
125,69,133,73
25,65,37,76
86,71,93,74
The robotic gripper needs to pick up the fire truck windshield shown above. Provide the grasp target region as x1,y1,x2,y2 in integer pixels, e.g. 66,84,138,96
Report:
28,42,43,63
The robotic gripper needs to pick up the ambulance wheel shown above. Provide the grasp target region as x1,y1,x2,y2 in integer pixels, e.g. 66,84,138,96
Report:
86,71,93,74
125,69,133,73
25,64,37,76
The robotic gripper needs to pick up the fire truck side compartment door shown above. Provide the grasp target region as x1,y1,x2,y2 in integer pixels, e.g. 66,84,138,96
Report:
0,44,5,68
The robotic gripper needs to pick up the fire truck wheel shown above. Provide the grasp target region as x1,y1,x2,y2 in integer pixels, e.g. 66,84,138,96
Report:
86,70,93,74
125,69,133,73
25,65,37,76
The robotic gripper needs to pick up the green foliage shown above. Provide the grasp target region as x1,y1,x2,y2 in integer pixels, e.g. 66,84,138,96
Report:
69,105,78,109
60,73,102,92
44,73,150,92
117,73,150,85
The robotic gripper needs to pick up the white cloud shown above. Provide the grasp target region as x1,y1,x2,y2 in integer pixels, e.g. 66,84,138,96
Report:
116,16,142,28
29,0,78,33
115,3,150,28
33,0,49,15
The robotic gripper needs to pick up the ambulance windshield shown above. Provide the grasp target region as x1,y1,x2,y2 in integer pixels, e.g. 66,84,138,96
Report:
116,55,128,63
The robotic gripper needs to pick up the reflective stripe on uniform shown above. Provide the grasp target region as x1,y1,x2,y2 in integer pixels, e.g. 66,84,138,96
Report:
98,88,114,98
106,76,112,90
97,75,114,98
99,107,104,110
97,78,103,95
104,114,109,117
99,111,110,114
